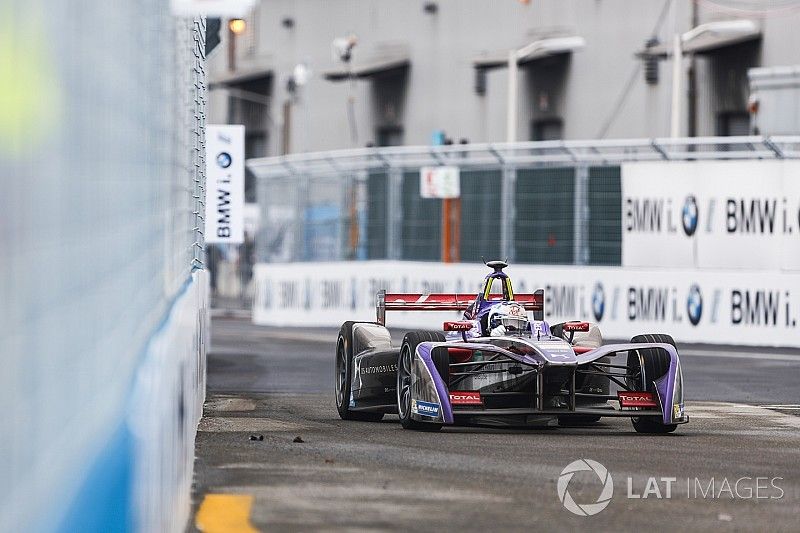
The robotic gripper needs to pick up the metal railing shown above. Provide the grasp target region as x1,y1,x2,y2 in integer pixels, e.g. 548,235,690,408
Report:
247,136,800,265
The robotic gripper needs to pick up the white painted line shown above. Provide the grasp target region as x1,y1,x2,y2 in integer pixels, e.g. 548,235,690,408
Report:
680,349,800,362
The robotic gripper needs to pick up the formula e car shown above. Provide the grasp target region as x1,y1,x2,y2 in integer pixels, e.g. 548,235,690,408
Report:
335,261,688,433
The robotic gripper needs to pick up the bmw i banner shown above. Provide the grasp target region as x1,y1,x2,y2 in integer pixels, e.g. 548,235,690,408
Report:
171,0,256,16
252,260,800,347
205,124,245,244
622,160,800,270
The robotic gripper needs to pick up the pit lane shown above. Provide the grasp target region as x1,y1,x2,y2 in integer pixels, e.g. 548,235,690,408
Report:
188,316,800,532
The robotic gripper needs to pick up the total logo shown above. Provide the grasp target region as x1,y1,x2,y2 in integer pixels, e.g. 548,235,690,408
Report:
591,283,605,322
682,195,698,236
686,284,703,326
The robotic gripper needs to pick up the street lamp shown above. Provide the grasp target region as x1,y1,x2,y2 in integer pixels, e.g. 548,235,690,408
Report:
331,34,359,143
669,20,757,138
228,18,246,35
506,36,585,143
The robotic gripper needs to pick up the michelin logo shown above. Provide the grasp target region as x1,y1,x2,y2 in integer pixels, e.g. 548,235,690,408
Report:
411,399,440,417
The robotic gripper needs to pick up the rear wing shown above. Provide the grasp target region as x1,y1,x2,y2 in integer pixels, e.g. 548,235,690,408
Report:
376,289,544,325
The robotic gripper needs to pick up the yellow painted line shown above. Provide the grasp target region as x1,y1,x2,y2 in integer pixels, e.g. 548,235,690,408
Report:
196,494,259,533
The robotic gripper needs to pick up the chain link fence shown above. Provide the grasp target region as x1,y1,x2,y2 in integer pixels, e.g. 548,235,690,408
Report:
248,137,800,267
0,3,207,530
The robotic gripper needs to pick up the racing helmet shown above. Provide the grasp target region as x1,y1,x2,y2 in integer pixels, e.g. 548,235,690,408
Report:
488,303,530,336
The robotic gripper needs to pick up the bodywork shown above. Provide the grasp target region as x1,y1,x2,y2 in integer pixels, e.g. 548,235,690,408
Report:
347,264,688,428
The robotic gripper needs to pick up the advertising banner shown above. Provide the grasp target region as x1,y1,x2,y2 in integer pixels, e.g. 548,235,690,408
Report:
171,0,256,16
782,164,800,271
205,125,245,244
252,261,800,347
622,160,800,270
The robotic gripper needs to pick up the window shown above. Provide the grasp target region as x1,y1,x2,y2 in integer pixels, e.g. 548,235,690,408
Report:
531,118,563,141
716,111,750,136
377,126,404,147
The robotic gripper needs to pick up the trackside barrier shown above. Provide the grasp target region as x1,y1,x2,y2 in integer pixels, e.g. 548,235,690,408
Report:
253,261,800,348
52,270,209,533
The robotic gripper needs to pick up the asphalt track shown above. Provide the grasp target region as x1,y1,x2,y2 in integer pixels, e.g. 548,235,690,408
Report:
189,316,800,532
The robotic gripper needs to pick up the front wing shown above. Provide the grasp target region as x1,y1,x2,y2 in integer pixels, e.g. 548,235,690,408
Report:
407,341,688,426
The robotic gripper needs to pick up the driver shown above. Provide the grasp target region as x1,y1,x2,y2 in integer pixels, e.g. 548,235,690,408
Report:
488,303,530,337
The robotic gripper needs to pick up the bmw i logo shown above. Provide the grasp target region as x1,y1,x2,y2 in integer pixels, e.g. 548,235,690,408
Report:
682,196,698,236
216,151,232,169
592,283,605,322
687,284,703,326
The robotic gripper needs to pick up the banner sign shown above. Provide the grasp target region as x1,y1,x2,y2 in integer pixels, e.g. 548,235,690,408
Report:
205,125,244,244
252,261,800,347
171,0,256,16
420,166,460,199
622,161,800,270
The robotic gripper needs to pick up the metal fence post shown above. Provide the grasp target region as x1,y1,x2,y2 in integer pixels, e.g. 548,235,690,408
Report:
295,174,309,261
574,164,589,265
500,165,516,262
386,165,403,260
255,177,268,262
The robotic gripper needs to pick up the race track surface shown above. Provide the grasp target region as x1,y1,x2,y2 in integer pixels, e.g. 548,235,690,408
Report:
188,317,800,532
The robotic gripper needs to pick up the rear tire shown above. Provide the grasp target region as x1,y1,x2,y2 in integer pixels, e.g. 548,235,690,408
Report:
397,331,446,431
335,321,384,422
627,334,677,434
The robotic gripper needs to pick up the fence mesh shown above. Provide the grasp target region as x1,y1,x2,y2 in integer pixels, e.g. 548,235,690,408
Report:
251,136,797,266
256,163,623,265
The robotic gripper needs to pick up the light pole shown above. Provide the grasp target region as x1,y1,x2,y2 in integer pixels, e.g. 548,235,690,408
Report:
332,34,359,144
505,37,585,143
669,20,757,138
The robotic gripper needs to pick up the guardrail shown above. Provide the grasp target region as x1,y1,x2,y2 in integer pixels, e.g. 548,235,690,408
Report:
248,136,800,178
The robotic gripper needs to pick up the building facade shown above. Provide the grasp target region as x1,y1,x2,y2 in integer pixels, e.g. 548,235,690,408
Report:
208,0,800,160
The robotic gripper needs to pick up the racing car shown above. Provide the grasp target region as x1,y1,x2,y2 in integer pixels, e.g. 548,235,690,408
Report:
335,261,688,433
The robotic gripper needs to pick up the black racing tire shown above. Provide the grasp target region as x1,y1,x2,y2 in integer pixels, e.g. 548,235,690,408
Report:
397,330,446,431
335,321,384,422
557,415,602,426
627,334,678,434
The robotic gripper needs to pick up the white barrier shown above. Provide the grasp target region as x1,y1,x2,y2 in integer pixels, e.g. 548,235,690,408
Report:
253,261,800,347
622,160,800,270
127,269,208,532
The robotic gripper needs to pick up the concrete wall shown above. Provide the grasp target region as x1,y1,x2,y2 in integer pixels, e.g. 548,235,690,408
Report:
0,2,208,532
208,0,800,155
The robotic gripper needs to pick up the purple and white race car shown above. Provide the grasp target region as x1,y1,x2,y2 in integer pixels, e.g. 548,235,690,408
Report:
335,261,688,433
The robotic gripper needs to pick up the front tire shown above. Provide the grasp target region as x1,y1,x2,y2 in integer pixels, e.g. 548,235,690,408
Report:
335,321,384,422
627,334,677,434
397,331,445,431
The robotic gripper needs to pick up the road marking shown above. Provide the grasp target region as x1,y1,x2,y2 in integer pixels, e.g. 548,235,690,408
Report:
680,349,800,362
196,494,258,533
198,416,308,433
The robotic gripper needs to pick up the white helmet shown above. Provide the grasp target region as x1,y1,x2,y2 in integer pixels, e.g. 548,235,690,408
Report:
488,303,530,336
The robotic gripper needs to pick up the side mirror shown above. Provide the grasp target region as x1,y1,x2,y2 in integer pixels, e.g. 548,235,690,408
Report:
562,321,590,332
443,321,473,332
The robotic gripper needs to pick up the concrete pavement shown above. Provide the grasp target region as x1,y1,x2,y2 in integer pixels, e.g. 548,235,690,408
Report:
188,317,800,532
